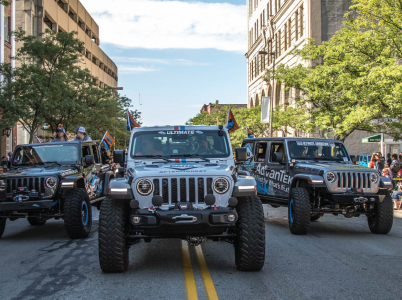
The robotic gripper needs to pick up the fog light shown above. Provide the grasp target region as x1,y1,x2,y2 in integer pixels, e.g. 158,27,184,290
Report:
132,216,141,224
227,214,236,222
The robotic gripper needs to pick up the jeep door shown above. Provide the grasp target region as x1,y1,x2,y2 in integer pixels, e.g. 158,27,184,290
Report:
266,141,290,200
252,141,270,196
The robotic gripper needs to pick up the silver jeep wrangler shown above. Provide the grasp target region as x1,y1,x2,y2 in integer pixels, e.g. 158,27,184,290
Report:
98,125,265,273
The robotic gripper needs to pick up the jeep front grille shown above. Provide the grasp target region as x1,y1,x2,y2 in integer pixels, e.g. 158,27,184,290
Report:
326,172,378,193
153,177,212,204
6,177,46,195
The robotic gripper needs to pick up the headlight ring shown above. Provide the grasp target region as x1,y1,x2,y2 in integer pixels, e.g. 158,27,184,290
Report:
136,179,153,196
370,173,379,183
213,177,229,194
45,177,57,189
326,172,336,183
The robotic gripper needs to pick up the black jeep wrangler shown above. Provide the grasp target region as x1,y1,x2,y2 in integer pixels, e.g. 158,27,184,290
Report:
0,141,115,239
240,138,394,235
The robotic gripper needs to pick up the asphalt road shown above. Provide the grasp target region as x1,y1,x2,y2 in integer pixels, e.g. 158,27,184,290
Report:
1,206,401,300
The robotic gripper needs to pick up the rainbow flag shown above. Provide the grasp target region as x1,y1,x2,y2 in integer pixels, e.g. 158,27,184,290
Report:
226,107,239,133
101,131,115,150
126,109,140,131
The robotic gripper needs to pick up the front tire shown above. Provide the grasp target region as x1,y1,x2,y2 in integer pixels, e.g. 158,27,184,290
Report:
64,188,92,239
235,196,265,271
99,198,129,273
367,190,393,234
28,217,47,226
0,218,6,238
288,187,311,235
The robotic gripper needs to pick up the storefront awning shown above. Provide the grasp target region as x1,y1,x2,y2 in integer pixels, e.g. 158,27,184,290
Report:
362,134,381,143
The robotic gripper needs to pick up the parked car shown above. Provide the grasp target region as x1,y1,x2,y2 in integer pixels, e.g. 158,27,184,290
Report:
0,141,114,239
359,155,373,168
98,125,265,273
240,137,393,235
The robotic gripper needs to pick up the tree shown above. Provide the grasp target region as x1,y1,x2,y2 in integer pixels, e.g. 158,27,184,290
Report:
266,0,402,141
188,106,270,149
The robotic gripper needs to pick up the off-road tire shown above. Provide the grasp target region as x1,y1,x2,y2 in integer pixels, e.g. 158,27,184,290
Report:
64,188,92,239
367,189,393,234
288,187,311,235
235,196,265,271
0,218,6,238
99,198,129,273
310,215,321,222
28,217,47,226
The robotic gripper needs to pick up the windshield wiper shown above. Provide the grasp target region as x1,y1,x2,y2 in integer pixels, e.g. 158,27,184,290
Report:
170,154,210,162
138,155,171,162
40,161,62,166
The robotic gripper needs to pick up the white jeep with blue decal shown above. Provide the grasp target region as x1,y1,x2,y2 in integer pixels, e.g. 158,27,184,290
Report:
241,137,394,235
98,125,265,273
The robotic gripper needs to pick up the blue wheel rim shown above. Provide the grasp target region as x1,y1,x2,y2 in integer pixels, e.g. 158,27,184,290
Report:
289,200,294,224
81,201,89,226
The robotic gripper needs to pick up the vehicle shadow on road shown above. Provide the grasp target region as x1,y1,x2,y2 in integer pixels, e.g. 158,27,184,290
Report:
1,220,67,241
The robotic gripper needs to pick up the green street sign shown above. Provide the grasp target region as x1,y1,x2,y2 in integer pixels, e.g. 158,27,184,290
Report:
362,134,381,143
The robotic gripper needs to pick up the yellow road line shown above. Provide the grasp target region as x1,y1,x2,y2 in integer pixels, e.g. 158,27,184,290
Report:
182,241,199,300
195,245,219,300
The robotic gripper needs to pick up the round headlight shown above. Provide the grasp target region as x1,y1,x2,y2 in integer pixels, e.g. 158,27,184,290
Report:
136,179,153,196
370,173,379,183
45,177,57,188
326,172,336,183
213,177,229,194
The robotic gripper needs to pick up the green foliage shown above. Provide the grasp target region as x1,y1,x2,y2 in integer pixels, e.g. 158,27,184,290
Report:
0,29,138,146
265,0,402,141
188,105,269,149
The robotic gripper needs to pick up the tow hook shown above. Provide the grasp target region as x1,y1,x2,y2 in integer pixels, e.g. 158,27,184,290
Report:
353,197,368,203
187,236,207,246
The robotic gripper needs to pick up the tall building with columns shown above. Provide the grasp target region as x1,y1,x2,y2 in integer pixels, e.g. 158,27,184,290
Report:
245,0,352,137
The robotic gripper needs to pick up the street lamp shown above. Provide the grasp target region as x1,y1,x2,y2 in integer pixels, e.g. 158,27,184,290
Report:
2,127,11,137
258,51,276,137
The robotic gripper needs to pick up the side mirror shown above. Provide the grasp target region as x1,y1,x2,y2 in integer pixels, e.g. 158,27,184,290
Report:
84,155,94,166
114,150,125,164
273,152,283,163
235,147,248,162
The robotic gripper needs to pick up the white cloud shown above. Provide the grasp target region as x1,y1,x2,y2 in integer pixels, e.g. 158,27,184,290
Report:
111,57,210,66
118,66,157,73
80,0,247,52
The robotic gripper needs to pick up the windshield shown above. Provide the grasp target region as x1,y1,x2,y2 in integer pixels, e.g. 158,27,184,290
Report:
130,130,230,158
287,141,350,161
13,144,80,165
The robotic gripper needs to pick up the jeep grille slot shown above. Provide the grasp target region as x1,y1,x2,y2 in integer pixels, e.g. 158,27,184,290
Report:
197,178,204,202
332,172,375,193
162,179,169,203
180,178,186,201
153,179,160,196
6,177,46,195
189,178,196,202
206,178,213,195
171,178,178,203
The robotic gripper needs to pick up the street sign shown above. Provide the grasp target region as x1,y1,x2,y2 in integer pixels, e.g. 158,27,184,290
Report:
261,96,271,123
362,134,381,143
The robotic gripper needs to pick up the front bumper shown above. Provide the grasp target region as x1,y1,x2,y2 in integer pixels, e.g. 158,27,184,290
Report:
129,207,237,238
331,193,385,204
0,200,54,211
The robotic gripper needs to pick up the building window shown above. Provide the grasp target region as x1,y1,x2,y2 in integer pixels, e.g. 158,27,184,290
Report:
263,10,265,26
288,18,292,47
278,30,281,56
86,28,91,38
4,16,10,43
261,54,265,72
275,83,281,107
275,0,278,13
256,20,259,36
85,50,91,60
275,33,278,57
284,24,288,51
295,11,299,41
57,0,68,12
300,5,304,37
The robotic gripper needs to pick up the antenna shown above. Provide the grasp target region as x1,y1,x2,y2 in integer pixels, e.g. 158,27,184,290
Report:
139,93,142,105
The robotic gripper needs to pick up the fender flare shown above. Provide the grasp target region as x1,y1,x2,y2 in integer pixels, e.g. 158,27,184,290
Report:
102,171,115,196
108,178,133,200
233,175,257,197
290,174,326,189
60,176,85,190
380,177,392,188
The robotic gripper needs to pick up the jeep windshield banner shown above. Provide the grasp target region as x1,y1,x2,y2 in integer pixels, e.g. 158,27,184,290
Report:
130,130,230,159
288,141,350,161
13,144,80,165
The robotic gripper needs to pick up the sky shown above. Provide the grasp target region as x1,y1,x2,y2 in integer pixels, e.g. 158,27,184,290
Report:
80,0,247,126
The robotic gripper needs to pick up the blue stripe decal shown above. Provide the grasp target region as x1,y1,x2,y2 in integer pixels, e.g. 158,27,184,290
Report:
181,159,186,162
179,126,185,130
49,200,58,210
289,200,294,224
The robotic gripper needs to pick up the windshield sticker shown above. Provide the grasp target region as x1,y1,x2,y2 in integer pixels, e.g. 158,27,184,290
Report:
33,145,65,148
296,141,333,147
195,131,203,134
166,130,195,134
158,131,166,135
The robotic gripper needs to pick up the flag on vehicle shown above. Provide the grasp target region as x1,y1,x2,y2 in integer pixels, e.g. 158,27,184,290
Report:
126,109,140,131
282,129,286,137
36,136,44,143
226,107,239,133
101,131,115,150
246,126,254,138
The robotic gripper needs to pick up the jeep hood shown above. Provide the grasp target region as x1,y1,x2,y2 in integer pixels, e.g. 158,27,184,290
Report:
295,162,374,172
0,166,73,178
132,161,233,177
